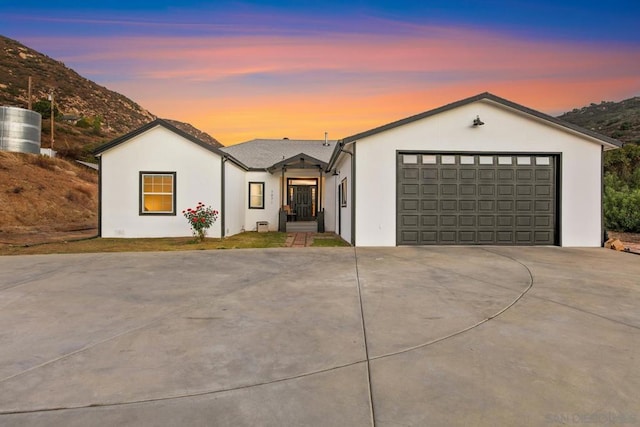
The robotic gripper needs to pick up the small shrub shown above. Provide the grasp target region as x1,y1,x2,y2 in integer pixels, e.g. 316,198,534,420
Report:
30,155,57,170
12,186,24,194
182,202,219,242
604,174,640,232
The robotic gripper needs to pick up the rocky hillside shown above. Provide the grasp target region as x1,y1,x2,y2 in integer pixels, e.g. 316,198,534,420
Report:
559,97,640,145
0,35,222,158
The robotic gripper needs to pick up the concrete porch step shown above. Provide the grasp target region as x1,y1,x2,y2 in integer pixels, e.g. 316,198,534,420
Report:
286,221,318,233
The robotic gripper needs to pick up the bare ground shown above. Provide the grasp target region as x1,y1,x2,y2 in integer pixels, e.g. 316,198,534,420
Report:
0,151,97,247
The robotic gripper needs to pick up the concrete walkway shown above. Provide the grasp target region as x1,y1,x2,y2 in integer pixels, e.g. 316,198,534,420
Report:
0,247,639,426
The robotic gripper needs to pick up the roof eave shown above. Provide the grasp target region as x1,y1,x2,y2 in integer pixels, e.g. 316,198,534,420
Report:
338,92,623,149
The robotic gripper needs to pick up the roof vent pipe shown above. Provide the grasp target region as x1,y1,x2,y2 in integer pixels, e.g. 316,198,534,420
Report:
323,131,329,146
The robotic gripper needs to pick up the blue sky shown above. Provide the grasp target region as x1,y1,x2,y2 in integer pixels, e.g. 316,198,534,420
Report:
2,0,639,144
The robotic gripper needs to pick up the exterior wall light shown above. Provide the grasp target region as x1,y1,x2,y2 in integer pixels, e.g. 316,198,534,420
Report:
473,115,485,126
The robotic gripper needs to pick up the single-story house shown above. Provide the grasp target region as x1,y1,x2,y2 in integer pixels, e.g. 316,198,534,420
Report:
94,92,621,247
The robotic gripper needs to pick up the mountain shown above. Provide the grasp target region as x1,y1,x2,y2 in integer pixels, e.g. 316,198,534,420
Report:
0,35,222,158
559,97,640,145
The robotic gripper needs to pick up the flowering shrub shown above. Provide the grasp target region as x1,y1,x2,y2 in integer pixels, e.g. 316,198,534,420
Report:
182,202,219,242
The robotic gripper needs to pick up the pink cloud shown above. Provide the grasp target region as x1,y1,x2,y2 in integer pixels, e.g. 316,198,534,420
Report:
24,23,640,145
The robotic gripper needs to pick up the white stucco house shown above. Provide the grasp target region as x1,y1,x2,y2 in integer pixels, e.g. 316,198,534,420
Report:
94,92,621,246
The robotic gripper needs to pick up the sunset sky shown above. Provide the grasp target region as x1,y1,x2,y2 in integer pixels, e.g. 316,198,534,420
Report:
2,0,640,145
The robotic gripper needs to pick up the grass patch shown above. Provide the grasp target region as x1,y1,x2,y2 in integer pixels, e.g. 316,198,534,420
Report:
0,232,288,256
311,234,350,247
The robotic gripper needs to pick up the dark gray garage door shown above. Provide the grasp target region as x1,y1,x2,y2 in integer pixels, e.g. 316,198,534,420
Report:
397,153,557,245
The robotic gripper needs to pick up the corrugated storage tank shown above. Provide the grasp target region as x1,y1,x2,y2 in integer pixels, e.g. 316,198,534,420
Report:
0,106,42,154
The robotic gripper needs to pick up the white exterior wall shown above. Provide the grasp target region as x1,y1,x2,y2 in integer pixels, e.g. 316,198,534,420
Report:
355,100,604,247
100,126,222,238
323,174,337,233
223,160,246,237
334,153,353,243
244,171,281,231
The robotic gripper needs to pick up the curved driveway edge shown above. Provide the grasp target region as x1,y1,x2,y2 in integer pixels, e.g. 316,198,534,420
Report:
1,247,639,426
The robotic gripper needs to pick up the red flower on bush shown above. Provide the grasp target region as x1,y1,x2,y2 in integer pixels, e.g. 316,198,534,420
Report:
182,202,219,242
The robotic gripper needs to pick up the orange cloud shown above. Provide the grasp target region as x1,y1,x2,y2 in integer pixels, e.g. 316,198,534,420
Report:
32,24,639,145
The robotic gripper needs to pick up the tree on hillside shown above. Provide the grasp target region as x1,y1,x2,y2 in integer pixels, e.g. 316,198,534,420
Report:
32,99,61,120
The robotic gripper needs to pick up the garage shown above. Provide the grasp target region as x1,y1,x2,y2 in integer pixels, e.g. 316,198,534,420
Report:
397,152,558,245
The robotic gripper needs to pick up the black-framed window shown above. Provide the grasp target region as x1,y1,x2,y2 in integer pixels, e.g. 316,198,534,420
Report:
340,178,348,207
249,181,265,209
140,172,176,215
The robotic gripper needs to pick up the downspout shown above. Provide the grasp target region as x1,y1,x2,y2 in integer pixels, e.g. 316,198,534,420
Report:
339,140,356,246
601,145,605,246
221,156,226,238
97,155,102,237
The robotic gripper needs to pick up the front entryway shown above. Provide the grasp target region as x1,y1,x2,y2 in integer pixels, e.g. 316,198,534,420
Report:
288,178,317,221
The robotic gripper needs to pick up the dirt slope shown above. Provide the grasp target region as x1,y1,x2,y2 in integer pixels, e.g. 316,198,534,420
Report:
0,152,97,244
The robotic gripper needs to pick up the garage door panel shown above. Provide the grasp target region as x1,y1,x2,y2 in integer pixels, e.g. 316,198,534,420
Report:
421,231,437,244
441,184,457,196
440,215,457,226
441,200,457,211
459,230,476,243
478,215,495,227
422,169,438,180
498,170,514,180
479,185,495,196
401,230,419,244
403,168,419,180
441,169,457,179
497,215,513,226
401,215,419,226
459,200,476,211
478,231,495,243
397,153,557,246
460,169,476,180
422,200,437,211
460,215,476,227
516,200,532,211
516,216,533,227
498,185,514,196
536,169,552,181
422,184,438,195
478,200,495,211
422,215,438,226
402,184,419,195
497,200,514,211
478,169,496,180
440,230,456,243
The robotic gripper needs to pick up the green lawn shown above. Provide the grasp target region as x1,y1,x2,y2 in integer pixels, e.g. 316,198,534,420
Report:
0,231,352,256
0,232,288,256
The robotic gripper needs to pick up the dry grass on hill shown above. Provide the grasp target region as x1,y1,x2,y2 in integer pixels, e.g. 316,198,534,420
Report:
0,151,97,244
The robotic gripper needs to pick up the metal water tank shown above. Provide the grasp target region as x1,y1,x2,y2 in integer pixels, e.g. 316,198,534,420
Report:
0,106,42,154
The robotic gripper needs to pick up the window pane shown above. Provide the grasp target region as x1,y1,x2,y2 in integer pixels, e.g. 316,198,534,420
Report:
517,157,531,165
422,155,437,164
403,154,418,164
536,157,550,165
441,155,456,164
498,156,512,165
479,156,494,165
460,156,475,165
144,194,172,212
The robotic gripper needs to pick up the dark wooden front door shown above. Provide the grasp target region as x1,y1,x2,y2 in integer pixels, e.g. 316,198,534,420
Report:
292,185,315,220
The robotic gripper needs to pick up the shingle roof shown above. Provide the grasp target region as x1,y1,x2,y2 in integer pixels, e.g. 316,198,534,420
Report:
220,139,337,169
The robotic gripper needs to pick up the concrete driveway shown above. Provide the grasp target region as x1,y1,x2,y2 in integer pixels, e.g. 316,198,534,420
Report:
0,247,638,426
